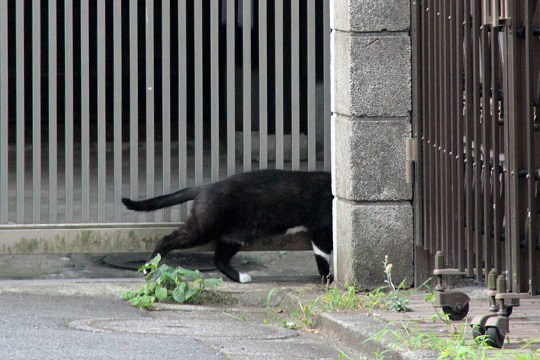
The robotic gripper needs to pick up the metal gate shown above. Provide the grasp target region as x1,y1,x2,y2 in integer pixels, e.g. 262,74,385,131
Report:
0,1,330,230
411,0,540,347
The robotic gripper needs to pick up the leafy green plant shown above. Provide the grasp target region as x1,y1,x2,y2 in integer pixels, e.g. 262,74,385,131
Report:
122,254,223,310
266,256,425,331
320,256,422,313
381,255,412,312
366,320,540,359
285,300,318,329
319,284,362,311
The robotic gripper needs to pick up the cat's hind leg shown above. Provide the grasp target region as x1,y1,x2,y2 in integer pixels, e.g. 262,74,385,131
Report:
148,226,194,260
213,241,250,283
312,241,333,282
144,223,207,274
310,226,333,283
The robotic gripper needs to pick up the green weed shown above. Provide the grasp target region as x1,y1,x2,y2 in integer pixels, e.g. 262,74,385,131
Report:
268,256,418,330
366,321,540,360
122,254,224,310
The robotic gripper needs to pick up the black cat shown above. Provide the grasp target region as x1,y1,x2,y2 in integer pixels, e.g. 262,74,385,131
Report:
122,169,333,283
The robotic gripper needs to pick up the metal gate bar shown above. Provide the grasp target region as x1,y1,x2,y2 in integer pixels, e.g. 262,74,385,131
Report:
0,1,331,227
275,0,284,169
258,0,268,169
413,0,540,292
113,0,122,223
1,0,8,222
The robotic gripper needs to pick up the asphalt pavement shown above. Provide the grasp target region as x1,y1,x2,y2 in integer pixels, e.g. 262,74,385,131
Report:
2,251,539,359
0,251,364,360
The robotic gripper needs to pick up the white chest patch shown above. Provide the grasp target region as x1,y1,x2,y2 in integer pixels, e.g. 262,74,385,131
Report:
285,225,308,235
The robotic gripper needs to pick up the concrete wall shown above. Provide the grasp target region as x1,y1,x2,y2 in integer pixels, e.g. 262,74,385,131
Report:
331,0,413,289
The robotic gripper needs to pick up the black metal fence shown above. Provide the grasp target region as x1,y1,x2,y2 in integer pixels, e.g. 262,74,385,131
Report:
411,0,540,347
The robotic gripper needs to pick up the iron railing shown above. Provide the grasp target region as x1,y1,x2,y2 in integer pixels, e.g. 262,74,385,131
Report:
412,0,540,347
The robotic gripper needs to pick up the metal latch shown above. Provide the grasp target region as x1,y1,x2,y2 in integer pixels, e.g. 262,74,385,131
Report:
482,0,509,27
405,137,417,184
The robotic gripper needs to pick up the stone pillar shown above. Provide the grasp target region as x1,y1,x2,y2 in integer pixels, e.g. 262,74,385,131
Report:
331,0,413,289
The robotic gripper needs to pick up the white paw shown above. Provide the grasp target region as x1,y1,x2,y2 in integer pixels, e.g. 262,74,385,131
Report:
239,273,252,283
143,262,151,275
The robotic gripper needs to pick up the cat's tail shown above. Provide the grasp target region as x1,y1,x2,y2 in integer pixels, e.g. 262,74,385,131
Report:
121,186,202,212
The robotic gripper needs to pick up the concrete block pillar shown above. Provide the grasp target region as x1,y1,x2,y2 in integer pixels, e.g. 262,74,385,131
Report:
331,0,413,289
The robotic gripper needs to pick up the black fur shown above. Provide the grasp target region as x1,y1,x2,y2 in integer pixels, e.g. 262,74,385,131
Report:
122,169,333,283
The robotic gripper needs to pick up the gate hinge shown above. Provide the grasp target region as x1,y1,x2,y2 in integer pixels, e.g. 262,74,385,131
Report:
405,137,417,184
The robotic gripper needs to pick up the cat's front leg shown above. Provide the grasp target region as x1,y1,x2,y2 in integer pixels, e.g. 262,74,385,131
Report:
213,241,251,283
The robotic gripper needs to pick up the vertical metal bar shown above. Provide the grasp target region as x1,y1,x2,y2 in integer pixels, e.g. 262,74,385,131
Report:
456,0,466,271
113,0,122,223
211,0,220,181
32,0,42,224
428,0,436,253
509,0,526,292
431,0,438,251
447,0,456,266
449,1,463,268
146,0,155,220
491,21,502,274
524,0,537,294
16,0,25,223
441,0,449,263
472,0,483,281
448,0,457,266
423,0,433,253
226,0,236,176
81,0,90,222
243,0,252,172
162,0,171,222
307,0,316,171
129,0,139,222
0,0,8,223
464,0,475,277
290,0,300,170
500,0,511,282
194,0,203,184
430,0,439,253
481,15,493,279
275,0,284,169
97,0,106,222
504,0,524,293
411,2,423,239
437,0,444,258
258,0,268,169
411,0,427,283
433,0,443,250
65,0,74,223
323,0,331,171
48,0,58,223
178,0,187,219
422,0,430,252
413,0,424,249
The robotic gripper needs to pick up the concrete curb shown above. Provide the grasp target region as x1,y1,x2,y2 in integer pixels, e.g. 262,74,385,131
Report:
315,312,437,360
281,290,438,359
